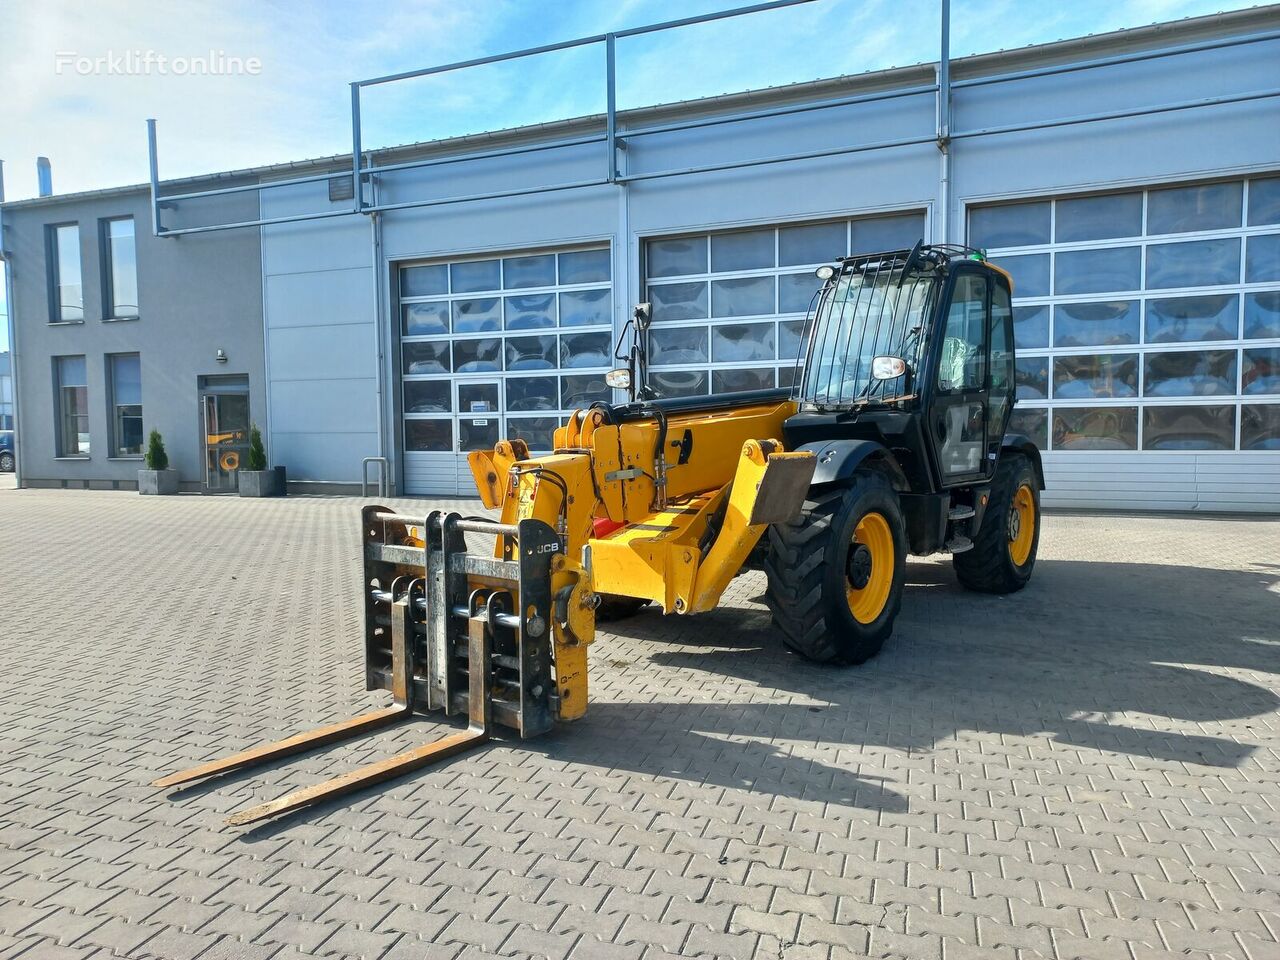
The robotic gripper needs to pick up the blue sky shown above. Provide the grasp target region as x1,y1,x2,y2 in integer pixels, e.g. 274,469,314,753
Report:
0,0,1259,351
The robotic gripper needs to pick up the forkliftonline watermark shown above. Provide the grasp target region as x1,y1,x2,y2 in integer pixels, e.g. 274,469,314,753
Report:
54,50,262,76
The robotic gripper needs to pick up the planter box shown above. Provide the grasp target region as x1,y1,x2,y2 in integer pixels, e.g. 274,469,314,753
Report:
239,469,276,498
138,469,179,495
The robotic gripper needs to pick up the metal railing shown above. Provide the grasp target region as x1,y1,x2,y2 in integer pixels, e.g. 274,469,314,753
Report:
142,3,1280,238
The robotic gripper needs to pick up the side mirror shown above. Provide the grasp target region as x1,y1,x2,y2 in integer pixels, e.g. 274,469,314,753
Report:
605,368,632,389
871,356,908,380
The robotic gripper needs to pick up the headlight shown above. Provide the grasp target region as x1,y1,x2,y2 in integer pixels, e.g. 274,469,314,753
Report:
871,356,907,380
605,368,632,389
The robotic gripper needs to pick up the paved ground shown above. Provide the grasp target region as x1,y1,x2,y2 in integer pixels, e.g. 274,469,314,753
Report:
1,488,1278,960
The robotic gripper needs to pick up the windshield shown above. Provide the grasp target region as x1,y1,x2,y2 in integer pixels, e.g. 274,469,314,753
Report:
797,265,937,407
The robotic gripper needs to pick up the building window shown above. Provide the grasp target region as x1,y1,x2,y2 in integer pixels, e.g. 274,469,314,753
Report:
55,355,89,456
643,210,928,398
47,224,83,322
102,217,139,319
969,174,1280,452
108,354,143,456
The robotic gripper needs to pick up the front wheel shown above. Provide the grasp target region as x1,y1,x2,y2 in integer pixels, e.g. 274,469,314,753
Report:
0,451,12,473
953,452,1040,593
764,471,907,664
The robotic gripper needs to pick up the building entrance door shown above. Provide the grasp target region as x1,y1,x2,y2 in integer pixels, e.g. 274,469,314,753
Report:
201,388,250,492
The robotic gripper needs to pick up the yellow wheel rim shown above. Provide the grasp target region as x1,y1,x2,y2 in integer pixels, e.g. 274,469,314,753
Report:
845,511,894,625
1008,484,1035,566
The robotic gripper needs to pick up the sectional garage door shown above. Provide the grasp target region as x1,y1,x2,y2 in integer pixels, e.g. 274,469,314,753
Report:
971,174,1280,511
398,246,613,496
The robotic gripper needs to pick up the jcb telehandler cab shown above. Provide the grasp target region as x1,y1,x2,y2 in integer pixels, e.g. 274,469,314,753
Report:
154,243,1043,825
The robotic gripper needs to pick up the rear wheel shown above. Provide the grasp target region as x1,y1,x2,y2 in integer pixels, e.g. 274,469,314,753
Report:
0,451,12,473
953,452,1040,593
764,471,907,664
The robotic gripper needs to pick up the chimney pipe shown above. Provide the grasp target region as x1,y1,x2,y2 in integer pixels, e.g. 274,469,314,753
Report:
37,157,53,197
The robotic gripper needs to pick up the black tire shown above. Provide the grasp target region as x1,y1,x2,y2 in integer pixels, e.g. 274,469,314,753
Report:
763,470,907,664
596,595,651,622
953,453,1040,594
0,451,12,473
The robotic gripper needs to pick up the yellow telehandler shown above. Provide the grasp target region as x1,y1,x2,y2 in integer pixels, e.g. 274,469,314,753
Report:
154,242,1043,824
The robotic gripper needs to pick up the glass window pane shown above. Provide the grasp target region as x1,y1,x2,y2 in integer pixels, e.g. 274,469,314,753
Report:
560,332,611,369
1245,292,1280,339
504,293,555,330
713,368,775,394
778,319,806,360
116,406,143,456
403,340,451,374
561,374,609,408
1143,405,1235,450
1242,348,1280,395
506,376,559,412
652,369,709,398
558,249,611,284
1054,247,1141,295
779,272,821,314
107,219,138,317
711,229,774,272
1147,181,1242,234
650,326,708,366
937,275,988,391
650,281,708,322
1013,305,1049,349
992,253,1049,299
451,297,501,333
1052,406,1137,450
1248,176,1280,226
401,264,447,297
1147,238,1241,288
505,335,557,371
1015,356,1048,400
1052,354,1138,399
1053,300,1139,347
711,276,775,318
779,221,845,266
1241,404,1280,450
502,254,555,289
59,356,87,385
403,380,451,413
1009,407,1048,449
559,289,610,327
402,302,449,336
712,322,775,362
1246,234,1280,283
1144,350,1237,397
507,416,560,451
1145,294,1238,343
453,338,502,373
405,419,452,452
458,383,499,413
850,212,926,253
778,365,798,388
449,259,500,293
647,237,707,278
458,417,499,451
111,354,141,405
1055,193,1142,242
969,202,1051,249
53,225,83,321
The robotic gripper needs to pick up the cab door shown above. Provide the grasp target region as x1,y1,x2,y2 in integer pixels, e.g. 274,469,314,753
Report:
927,269,991,486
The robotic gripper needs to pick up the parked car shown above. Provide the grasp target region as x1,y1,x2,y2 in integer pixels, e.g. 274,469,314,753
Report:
0,431,14,473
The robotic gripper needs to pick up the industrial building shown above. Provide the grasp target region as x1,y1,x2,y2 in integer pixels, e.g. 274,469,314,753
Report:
1,3,1277,509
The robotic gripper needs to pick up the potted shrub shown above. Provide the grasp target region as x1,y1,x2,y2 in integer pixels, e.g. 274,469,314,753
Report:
138,430,179,495
239,424,275,497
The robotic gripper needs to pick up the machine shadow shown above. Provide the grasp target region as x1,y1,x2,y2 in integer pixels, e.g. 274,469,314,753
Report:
535,557,1279,804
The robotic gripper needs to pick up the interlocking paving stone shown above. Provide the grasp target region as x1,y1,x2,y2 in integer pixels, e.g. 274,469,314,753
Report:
1,488,1277,959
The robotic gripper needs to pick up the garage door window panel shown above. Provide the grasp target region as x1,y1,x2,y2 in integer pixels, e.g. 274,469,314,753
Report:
503,254,555,289
969,201,1051,249
1146,238,1240,289
779,221,846,266
504,294,556,331
711,276,776,318
507,416,560,451
450,259,501,293
559,289,610,327
1147,182,1242,235
1248,176,1280,226
651,326,709,366
561,374,609,409
1053,354,1138,399
1013,305,1049,349
558,249,611,284
455,338,503,372
1245,292,1280,339
404,341,451,374
1015,357,1048,399
404,380,451,414
850,212,927,252
652,370,708,397
651,281,709,322
453,298,501,333
712,323,775,363
1242,348,1280,395
711,229,774,272
1054,300,1139,347
1009,407,1048,448
714,368,775,393
403,302,450,336
1246,234,1280,284
560,332,611,369
506,336,557,371
1143,405,1236,450
1144,350,1237,397
506,377,558,411
405,419,452,452
992,254,1049,298
648,238,707,278
1242,404,1280,449
1145,294,1239,344
1055,192,1142,243
401,264,448,297
1052,406,1138,450
1054,247,1141,296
